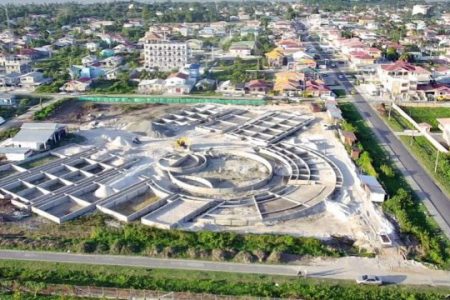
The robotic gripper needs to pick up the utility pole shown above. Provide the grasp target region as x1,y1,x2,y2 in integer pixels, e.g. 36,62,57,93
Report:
434,150,440,173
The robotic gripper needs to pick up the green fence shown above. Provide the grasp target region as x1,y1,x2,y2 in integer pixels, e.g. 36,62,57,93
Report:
78,96,266,106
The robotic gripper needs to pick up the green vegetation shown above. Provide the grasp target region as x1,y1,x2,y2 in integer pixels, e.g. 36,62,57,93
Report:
89,78,137,94
384,108,450,196
0,214,366,262
212,58,265,83
0,293,90,300
0,127,20,142
400,106,450,131
33,99,69,121
0,260,449,300
19,155,59,170
0,96,50,121
332,89,346,98
339,103,450,269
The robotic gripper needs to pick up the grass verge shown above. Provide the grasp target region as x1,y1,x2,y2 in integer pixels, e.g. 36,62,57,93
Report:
339,102,450,269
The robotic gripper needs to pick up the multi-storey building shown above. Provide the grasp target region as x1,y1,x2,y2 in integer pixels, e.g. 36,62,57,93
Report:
4,56,31,74
143,31,190,72
377,61,430,100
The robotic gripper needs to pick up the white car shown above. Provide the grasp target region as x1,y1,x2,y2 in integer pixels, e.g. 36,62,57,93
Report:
0,116,5,125
356,275,383,285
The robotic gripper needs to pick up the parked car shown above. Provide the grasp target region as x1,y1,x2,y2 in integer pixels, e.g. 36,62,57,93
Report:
356,275,383,285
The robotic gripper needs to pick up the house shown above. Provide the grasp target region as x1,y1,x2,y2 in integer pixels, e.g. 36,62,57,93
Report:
0,72,21,86
340,130,357,146
86,42,99,52
378,61,431,99
265,48,285,68
348,51,375,69
326,101,343,123
0,94,16,106
69,65,105,80
60,79,92,92
245,80,270,96
437,118,450,146
164,72,193,95
229,41,256,57
217,80,245,97
291,51,316,70
8,122,67,151
19,71,50,88
104,68,119,80
101,56,123,68
195,78,216,91
138,79,165,94
81,55,99,66
277,39,303,55
4,56,31,74
304,80,331,97
273,71,305,96
417,83,450,101
360,175,386,203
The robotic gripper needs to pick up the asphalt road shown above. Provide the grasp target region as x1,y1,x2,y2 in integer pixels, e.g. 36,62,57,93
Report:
311,40,450,236
1,249,450,286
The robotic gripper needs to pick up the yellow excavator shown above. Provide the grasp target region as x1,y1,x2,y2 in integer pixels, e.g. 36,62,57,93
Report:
174,137,190,150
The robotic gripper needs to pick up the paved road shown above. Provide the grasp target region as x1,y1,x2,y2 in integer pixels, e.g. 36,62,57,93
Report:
311,40,450,237
1,249,450,287
0,95,65,132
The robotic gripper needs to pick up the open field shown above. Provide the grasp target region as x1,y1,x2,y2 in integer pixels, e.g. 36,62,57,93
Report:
400,106,450,131
381,108,450,196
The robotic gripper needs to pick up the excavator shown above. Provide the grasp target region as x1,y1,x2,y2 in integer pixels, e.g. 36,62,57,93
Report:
174,137,190,150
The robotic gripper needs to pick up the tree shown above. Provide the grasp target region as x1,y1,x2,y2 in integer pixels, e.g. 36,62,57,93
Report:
399,53,414,63
385,47,399,61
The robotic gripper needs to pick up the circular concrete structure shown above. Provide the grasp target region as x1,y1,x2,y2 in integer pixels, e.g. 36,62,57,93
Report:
151,143,343,226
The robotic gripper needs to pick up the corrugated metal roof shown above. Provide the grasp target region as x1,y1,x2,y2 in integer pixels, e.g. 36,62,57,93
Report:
11,123,64,144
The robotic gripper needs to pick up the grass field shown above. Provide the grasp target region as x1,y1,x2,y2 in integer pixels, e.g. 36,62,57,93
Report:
399,106,450,131
0,260,449,300
381,108,450,195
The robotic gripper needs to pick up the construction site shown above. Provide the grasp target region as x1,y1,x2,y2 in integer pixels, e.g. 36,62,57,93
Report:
0,102,394,249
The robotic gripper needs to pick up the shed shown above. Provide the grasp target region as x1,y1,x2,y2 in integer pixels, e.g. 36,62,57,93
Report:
360,175,386,203
0,147,33,161
340,131,357,146
10,123,67,151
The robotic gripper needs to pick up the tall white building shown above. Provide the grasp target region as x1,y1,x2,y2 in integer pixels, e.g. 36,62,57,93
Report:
143,31,190,72
412,5,431,16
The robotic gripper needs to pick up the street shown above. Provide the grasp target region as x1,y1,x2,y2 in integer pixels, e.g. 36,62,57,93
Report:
310,39,450,238
0,249,449,287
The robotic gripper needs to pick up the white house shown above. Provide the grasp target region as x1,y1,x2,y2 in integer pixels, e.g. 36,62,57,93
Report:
19,71,49,88
85,42,99,52
138,79,166,94
164,72,193,95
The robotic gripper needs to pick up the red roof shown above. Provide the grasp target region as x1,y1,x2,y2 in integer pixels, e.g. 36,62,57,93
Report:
381,61,430,74
349,51,373,60
245,79,269,88
305,80,330,92
168,72,188,80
